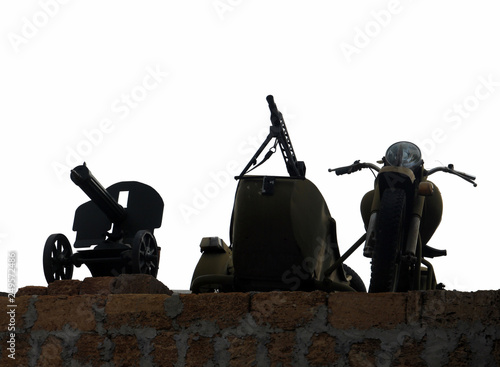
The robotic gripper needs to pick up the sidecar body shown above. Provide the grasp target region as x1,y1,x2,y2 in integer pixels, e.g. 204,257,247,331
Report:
190,95,365,293
190,175,358,292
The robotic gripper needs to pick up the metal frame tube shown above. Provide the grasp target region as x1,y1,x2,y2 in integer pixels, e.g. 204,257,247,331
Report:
363,212,377,258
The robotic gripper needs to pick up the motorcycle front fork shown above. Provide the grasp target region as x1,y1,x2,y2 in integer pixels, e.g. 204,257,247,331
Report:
363,212,377,257
363,211,420,263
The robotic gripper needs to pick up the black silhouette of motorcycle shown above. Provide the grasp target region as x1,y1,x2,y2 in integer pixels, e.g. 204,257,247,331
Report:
330,141,476,292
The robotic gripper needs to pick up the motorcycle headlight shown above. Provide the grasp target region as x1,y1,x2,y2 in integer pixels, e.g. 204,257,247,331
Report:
385,141,422,168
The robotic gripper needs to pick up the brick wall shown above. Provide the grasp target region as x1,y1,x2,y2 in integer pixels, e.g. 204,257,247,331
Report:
1,275,499,366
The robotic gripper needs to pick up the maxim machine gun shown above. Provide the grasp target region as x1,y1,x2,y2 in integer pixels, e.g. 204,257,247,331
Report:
190,96,365,293
238,95,306,179
43,163,164,283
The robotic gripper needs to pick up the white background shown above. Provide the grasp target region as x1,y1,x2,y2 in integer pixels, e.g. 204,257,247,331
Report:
1,1,499,292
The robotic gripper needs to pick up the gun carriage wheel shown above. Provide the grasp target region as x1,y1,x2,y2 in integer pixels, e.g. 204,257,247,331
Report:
43,233,74,283
132,230,159,277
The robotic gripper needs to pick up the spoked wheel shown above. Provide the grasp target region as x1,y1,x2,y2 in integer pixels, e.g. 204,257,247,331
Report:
132,230,159,277
43,233,74,284
369,188,410,292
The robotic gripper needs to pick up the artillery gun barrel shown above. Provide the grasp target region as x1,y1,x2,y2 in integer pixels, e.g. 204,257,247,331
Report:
70,164,127,223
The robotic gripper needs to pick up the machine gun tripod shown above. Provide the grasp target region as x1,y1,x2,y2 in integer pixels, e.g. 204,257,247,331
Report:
43,163,164,283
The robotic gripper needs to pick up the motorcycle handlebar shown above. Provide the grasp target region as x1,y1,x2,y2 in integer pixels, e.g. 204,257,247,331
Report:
328,161,380,175
426,164,477,186
328,160,360,175
332,165,358,175
330,160,476,186
448,164,476,181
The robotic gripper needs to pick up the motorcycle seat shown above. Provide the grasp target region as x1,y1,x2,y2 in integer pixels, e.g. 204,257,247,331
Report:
422,244,447,258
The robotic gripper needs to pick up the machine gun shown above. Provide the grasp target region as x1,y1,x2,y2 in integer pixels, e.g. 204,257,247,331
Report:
190,95,365,293
43,163,164,283
237,95,306,178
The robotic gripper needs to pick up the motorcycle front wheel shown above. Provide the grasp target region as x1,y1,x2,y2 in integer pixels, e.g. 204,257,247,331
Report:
369,188,409,292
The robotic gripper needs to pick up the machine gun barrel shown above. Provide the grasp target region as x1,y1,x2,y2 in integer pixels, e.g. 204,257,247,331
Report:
266,95,305,178
236,95,306,178
70,164,127,223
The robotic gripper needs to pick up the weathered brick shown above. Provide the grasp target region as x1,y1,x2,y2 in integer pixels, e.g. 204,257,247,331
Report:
37,335,64,367
392,335,426,367
460,291,500,325
406,291,423,325
1,288,499,366
348,339,379,367
1,332,31,367
15,286,47,297
178,292,249,329
226,335,259,365
112,335,141,367
80,276,117,295
421,290,500,328
74,333,106,365
47,279,81,295
251,291,326,330
307,333,339,366
446,334,471,367
414,291,478,327
185,335,213,366
152,331,178,366
33,295,104,331
112,274,173,295
1,295,31,331
105,294,172,329
421,290,451,326
328,292,406,329
267,332,295,366
472,291,500,323
493,338,500,366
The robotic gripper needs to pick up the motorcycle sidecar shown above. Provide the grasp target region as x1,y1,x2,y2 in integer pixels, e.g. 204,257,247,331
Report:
190,175,365,293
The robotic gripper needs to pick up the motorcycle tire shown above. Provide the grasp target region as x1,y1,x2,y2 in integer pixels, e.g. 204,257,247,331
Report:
343,264,366,292
369,188,407,293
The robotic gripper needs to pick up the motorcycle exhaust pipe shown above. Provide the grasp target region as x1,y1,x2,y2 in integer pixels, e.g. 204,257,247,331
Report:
363,212,377,258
